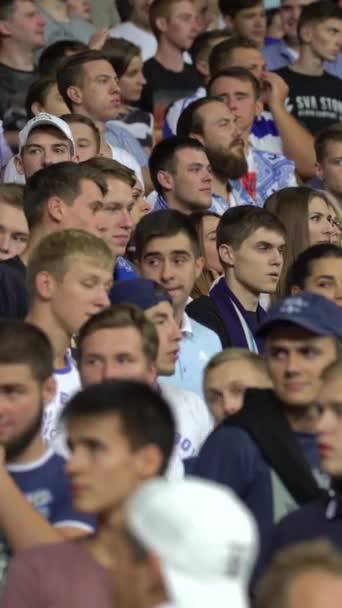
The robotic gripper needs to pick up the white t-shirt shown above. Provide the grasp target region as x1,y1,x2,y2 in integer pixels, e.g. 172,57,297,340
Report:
107,142,144,185
160,384,213,461
109,21,157,61
42,354,81,452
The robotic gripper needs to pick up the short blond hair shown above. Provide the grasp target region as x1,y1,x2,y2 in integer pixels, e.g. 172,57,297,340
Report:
204,348,271,385
27,229,113,299
255,540,342,608
0,184,25,210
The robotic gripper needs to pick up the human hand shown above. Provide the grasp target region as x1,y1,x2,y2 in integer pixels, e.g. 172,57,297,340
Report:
261,71,289,108
89,27,110,50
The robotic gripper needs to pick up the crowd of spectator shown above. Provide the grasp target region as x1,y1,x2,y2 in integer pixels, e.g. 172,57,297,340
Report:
0,0,341,606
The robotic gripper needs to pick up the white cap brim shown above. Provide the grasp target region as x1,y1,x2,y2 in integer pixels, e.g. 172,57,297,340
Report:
163,562,249,608
19,117,75,155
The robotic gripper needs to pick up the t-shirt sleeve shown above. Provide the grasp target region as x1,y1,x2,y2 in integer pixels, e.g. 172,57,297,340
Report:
1,552,42,608
50,477,95,532
193,426,259,496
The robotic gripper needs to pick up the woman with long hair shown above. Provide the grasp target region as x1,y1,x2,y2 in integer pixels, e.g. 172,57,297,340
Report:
265,187,336,298
103,38,153,153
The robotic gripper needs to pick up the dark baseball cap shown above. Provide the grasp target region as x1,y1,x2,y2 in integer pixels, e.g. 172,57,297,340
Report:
257,292,342,339
110,278,172,310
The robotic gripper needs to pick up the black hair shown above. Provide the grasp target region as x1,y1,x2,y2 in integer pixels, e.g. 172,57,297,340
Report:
217,206,287,252
149,136,206,194
177,96,223,138
25,76,58,119
298,1,342,40
134,209,200,260
38,39,88,77
219,0,264,18
62,380,176,475
286,243,342,293
189,28,231,64
0,320,53,381
315,122,342,164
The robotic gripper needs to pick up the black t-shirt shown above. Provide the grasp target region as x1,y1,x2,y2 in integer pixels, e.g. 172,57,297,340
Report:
0,64,38,132
276,66,342,134
141,58,201,137
0,257,28,319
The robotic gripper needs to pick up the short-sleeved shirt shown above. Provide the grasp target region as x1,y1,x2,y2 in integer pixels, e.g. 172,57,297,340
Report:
1,540,112,608
276,67,342,134
0,64,38,132
0,450,95,585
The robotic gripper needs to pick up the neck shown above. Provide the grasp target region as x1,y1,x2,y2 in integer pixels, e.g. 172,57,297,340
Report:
7,434,48,465
130,16,151,33
82,507,125,569
164,192,191,215
284,35,299,52
282,402,320,433
291,46,324,76
155,38,184,72
174,304,185,326
38,0,69,21
212,173,231,201
225,273,259,311
26,306,70,369
0,43,35,71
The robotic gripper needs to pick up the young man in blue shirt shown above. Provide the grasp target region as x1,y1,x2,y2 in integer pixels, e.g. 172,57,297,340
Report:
0,320,94,585
194,292,342,549
134,209,222,398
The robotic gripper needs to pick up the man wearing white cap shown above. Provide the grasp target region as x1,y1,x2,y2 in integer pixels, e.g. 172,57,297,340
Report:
15,112,76,179
114,477,258,608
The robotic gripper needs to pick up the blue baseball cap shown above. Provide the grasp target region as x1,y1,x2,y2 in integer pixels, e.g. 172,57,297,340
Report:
110,278,171,310
257,292,342,339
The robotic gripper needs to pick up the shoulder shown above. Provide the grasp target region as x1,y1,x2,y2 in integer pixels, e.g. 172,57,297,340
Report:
187,295,213,315
188,315,221,343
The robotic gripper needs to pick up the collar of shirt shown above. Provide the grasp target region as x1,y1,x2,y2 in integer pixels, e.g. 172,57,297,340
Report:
181,312,193,337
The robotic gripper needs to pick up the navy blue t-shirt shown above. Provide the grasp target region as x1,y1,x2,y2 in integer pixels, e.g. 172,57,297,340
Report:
0,450,95,585
193,425,327,545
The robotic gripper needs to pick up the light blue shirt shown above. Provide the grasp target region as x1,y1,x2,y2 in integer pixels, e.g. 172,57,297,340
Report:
262,39,342,78
105,122,148,167
159,313,221,398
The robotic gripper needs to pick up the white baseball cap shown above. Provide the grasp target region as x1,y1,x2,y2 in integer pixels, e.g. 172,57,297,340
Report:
126,478,258,608
19,113,75,155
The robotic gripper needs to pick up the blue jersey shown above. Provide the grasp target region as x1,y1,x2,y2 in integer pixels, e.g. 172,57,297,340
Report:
0,450,95,585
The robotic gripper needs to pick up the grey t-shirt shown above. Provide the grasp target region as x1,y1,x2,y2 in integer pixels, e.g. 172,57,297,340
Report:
36,4,95,45
0,64,38,132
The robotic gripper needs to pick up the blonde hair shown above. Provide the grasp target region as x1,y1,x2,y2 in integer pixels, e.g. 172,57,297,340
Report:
27,229,113,299
255,540,342,608
204,348,271,385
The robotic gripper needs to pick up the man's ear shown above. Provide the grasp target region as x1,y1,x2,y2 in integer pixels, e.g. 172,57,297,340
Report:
135,444,164,480
299,23,313,44
315,161,324,180
66,85,83,106
157,169,174,192
218,243,235,267
47,196,66,224
31,101,44,115
0,19,12,37
34,270,56,301
154,15,168,35
194,255,205,279
42,376,57,407
14,155,25,176
190,131,205,146
255,97,264,117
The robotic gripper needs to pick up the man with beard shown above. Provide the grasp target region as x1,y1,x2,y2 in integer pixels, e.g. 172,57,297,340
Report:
177,97,253,213
0,321,95,586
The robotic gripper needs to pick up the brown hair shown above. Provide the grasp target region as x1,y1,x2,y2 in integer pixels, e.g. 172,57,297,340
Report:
102,38,140,78
0,320,53,382
83,157,136,188
255,540,342,608
61,113,101,153
56,50,113,110
264,187,330,298
0,183,24,210
77,303,159,365
149,0,193,38
189,211,221,297
315,122,342,164
209,36,259,76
